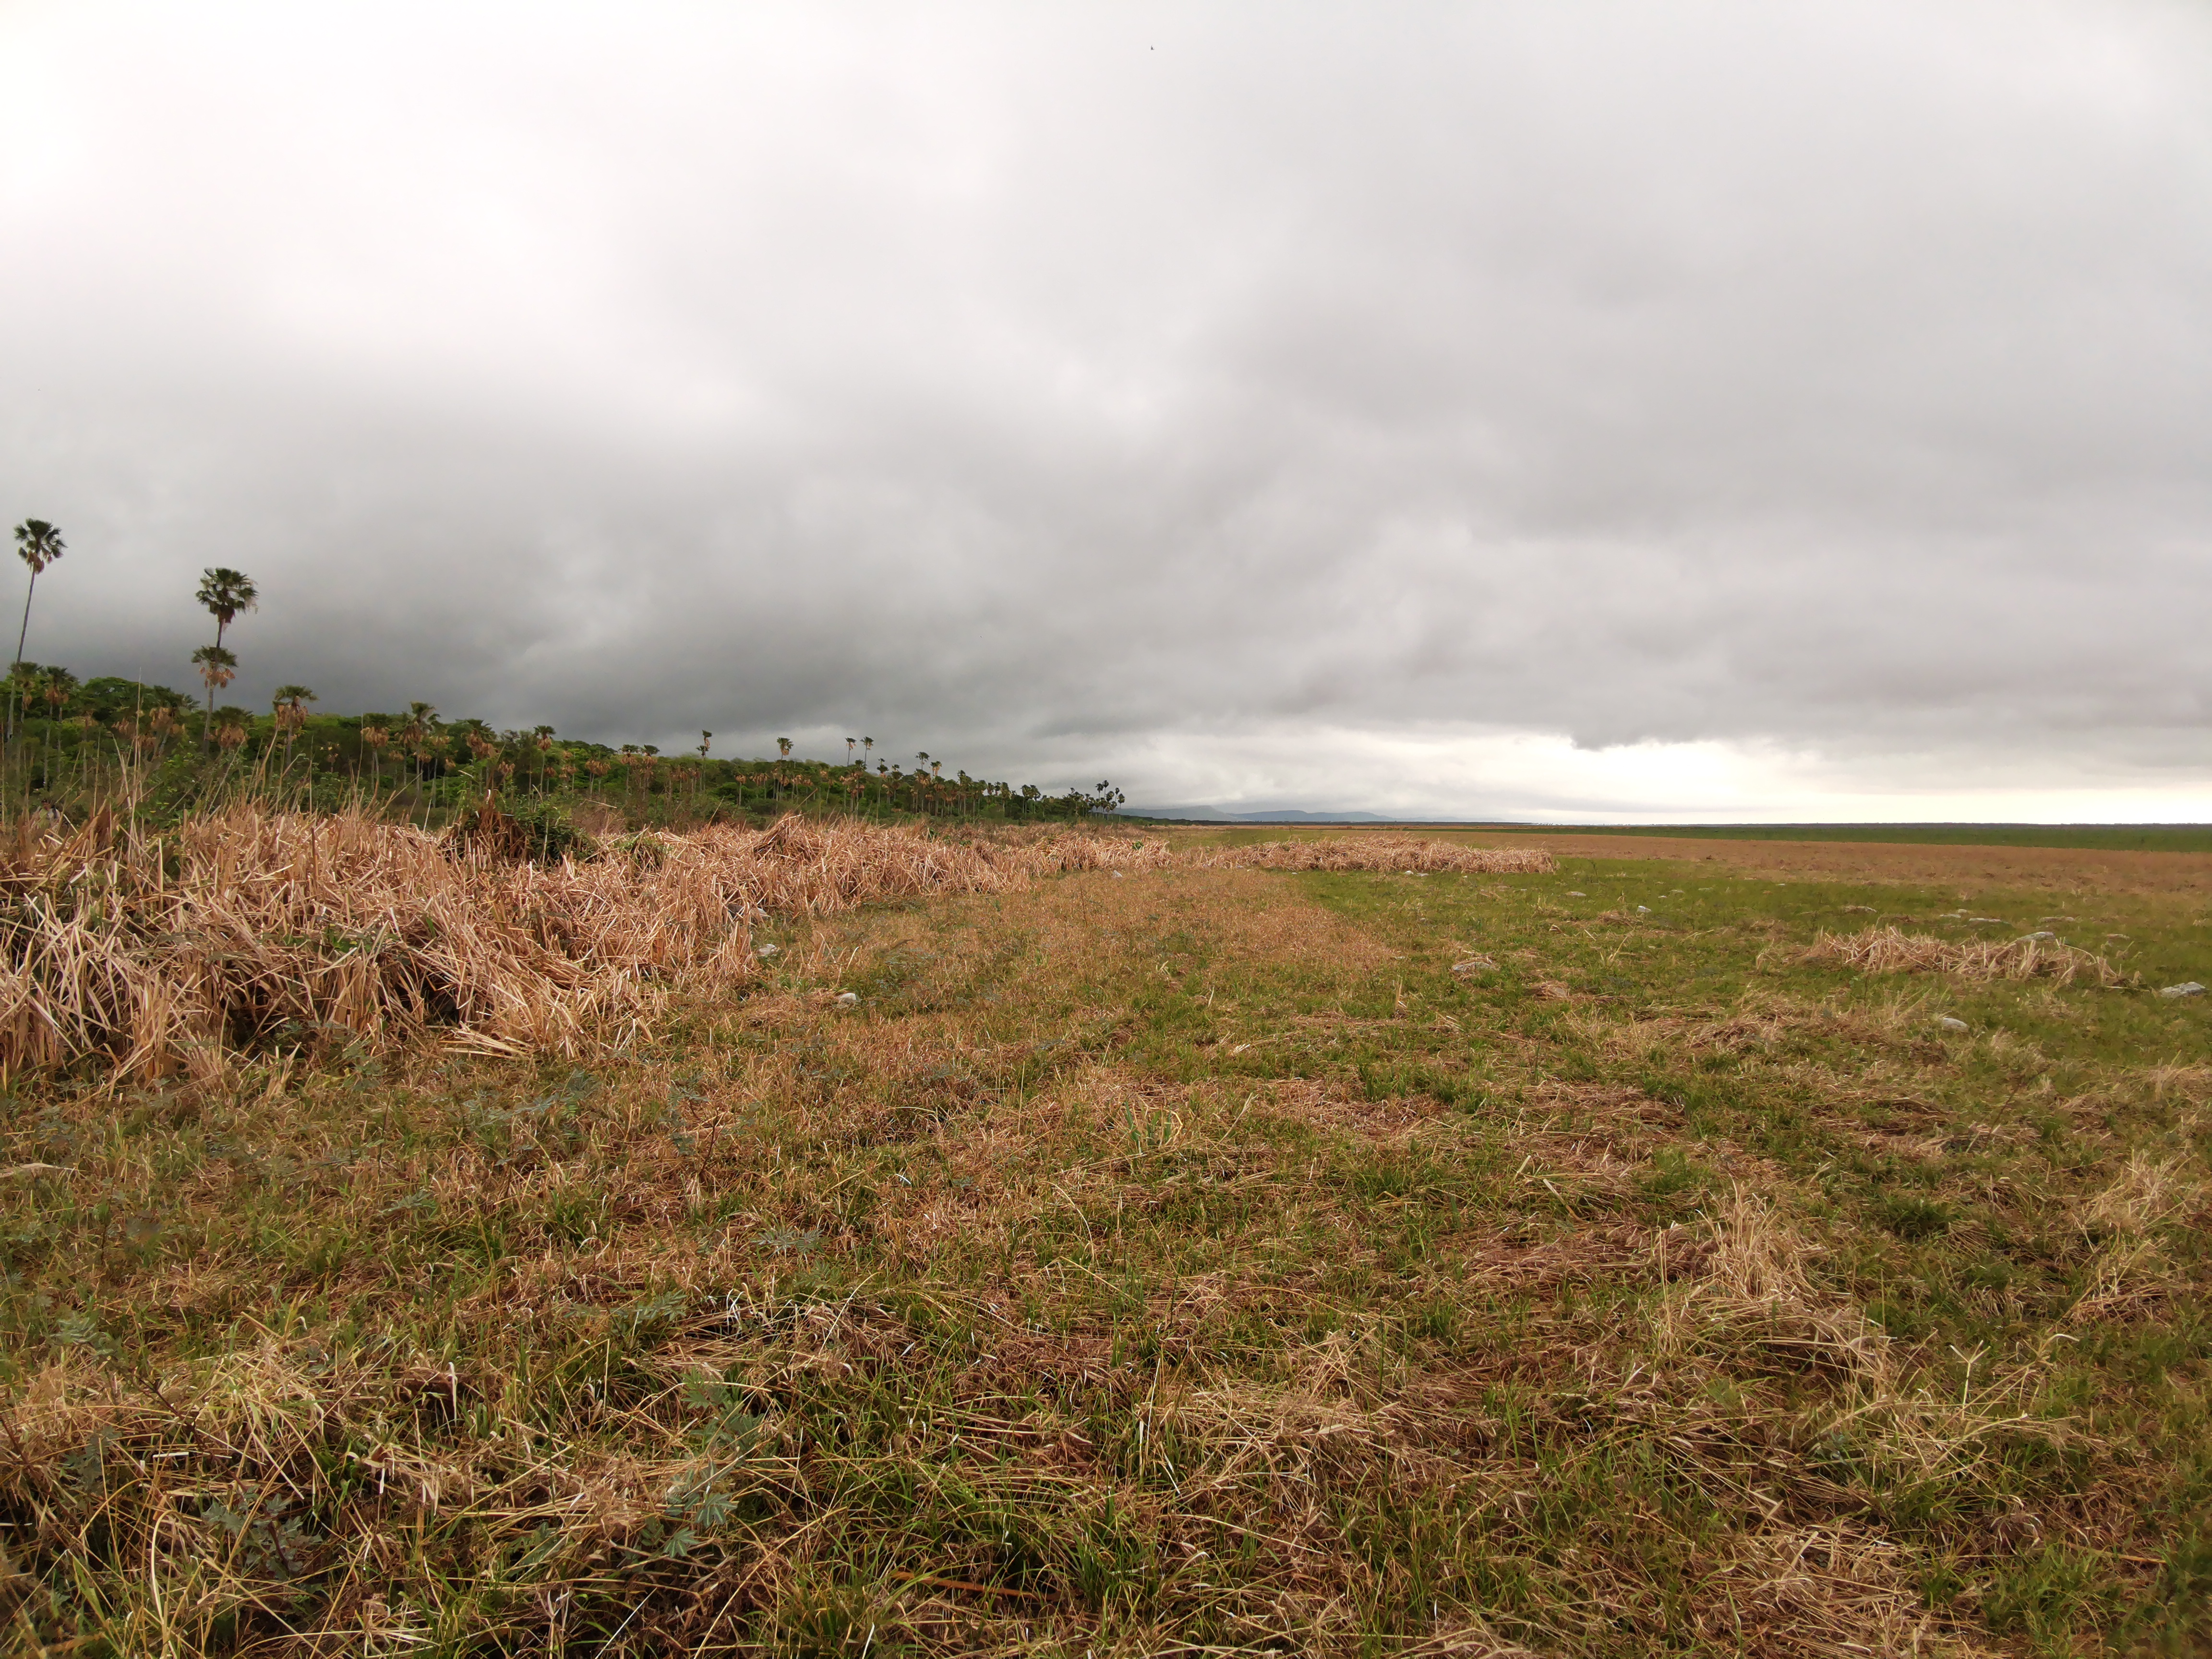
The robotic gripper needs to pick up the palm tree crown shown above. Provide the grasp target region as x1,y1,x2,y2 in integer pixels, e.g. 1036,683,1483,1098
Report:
195,568,258,650
191,646,239,737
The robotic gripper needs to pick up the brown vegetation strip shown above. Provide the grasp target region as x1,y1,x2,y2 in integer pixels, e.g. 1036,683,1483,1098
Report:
1435,830,2212,896
1196,834,1555,875
1799,924,2132,986
0,806,1168,1081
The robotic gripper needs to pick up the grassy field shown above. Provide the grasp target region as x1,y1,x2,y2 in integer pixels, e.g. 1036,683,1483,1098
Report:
3,830,2209,1654
1472,825,2212,854
1129,821,2212,855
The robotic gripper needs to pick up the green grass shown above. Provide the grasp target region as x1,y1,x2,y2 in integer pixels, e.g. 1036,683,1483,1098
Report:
2,846,2209,1653
1130,820,2212,853
1492,824,2212,853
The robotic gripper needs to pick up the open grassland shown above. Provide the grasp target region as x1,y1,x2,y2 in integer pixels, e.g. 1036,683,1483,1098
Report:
1178,824,2212,904
1331,827,2212,855
1,830,2209,1655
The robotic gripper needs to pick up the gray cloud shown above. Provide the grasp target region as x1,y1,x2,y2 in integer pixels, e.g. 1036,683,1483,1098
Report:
3,0,2209,817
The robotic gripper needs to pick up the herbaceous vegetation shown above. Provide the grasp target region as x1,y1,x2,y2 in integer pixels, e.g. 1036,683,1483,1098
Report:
0,518,2207,1655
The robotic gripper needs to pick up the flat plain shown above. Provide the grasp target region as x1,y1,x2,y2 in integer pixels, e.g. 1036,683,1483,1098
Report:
4,827,2209,1656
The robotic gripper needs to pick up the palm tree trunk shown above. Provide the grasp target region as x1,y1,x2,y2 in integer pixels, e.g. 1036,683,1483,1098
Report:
8,570,34,744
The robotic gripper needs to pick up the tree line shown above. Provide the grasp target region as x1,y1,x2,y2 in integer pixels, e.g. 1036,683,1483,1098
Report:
6,520,1126,825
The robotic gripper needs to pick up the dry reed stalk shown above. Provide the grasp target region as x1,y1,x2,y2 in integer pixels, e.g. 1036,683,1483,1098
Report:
0,806,1166,1082
1798,924,2131,987
1195,835,1555,875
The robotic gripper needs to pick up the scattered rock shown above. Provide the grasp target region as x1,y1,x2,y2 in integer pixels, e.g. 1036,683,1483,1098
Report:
757,943,780,958
1970,917,2005,925
1635,904,1651,914
2160,982,2205,999
1451,956,1497,975
1938,1015,1969,1031
1110,870,1125,879
1565,890,1587,897
836,991,859,1006
2023,930,2056,942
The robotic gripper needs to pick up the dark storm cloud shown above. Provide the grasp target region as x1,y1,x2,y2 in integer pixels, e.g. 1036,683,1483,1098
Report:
2,0,2209,817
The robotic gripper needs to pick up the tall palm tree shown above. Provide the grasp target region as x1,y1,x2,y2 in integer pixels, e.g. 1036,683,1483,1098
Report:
191,646,238,737
862,736,873,769
194,568,257,740
10,520,64,743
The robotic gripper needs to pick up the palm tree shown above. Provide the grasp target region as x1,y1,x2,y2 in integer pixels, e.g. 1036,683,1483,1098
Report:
41,666,76,761
361,719,390,785
10,520,64,743
862,736,873,769
191,646,238,737
845,737,857,766
194,568,257,740
271,685,316,765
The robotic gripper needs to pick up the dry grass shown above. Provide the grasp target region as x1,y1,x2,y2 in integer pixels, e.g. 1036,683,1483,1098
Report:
1799,924,2133,987
0,806,1166,1082
1196,835,1555,875
2,818,2204,1653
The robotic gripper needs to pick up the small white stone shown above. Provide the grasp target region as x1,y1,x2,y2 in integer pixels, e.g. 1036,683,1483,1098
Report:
2159,982,2205,999
836,991,859,1006
756,943,779,957
1635,905,1651,914
1565,890,1587,898
1938,1015,1969,1031
2023,931,2056,942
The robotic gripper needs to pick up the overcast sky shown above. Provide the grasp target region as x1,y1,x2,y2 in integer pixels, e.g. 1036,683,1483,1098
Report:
4,1,2210,820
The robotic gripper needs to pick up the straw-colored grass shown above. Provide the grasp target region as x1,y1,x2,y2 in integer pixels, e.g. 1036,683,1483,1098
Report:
1,830,2205,1653
0,805,1168,1082
1198,834,1555,875
1799,924,2131,987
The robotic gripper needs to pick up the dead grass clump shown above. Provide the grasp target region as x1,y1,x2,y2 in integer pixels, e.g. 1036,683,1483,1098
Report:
1196,835,1555,875
2079,1152,2204,1237
1799,925,2132,987
0,806,1167,1081
2066,1153,2207,1322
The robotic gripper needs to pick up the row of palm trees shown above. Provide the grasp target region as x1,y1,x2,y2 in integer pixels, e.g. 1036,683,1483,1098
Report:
8,518,1124,821
12,518,257,749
